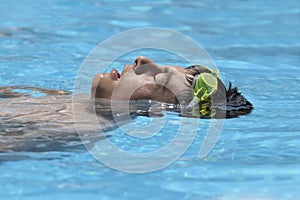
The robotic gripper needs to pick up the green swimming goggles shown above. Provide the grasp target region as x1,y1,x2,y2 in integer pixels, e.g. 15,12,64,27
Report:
192,67,220,102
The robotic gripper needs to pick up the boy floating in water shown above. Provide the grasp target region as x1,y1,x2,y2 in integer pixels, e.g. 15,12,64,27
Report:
0,56,253,152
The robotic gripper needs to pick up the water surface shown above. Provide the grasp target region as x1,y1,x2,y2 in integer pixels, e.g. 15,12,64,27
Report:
0,0,299,199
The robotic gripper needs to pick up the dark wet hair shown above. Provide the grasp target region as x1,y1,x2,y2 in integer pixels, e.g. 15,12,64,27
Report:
184,65,253,118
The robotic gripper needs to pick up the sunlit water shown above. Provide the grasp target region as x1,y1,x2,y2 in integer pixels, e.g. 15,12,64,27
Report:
0,0,299,199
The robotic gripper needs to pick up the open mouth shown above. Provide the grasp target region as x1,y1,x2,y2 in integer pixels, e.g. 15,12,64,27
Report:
111,69,121,81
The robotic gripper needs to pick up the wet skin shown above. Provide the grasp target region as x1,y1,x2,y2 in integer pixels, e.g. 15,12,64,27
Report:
91,56,193,105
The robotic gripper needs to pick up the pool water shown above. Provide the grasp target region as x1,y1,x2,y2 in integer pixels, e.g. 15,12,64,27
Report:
0,0,300,199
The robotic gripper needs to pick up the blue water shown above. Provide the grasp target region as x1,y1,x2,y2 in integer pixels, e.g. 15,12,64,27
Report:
1,0,300,199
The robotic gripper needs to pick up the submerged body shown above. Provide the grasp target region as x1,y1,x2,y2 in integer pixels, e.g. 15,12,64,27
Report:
0,94,115,152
